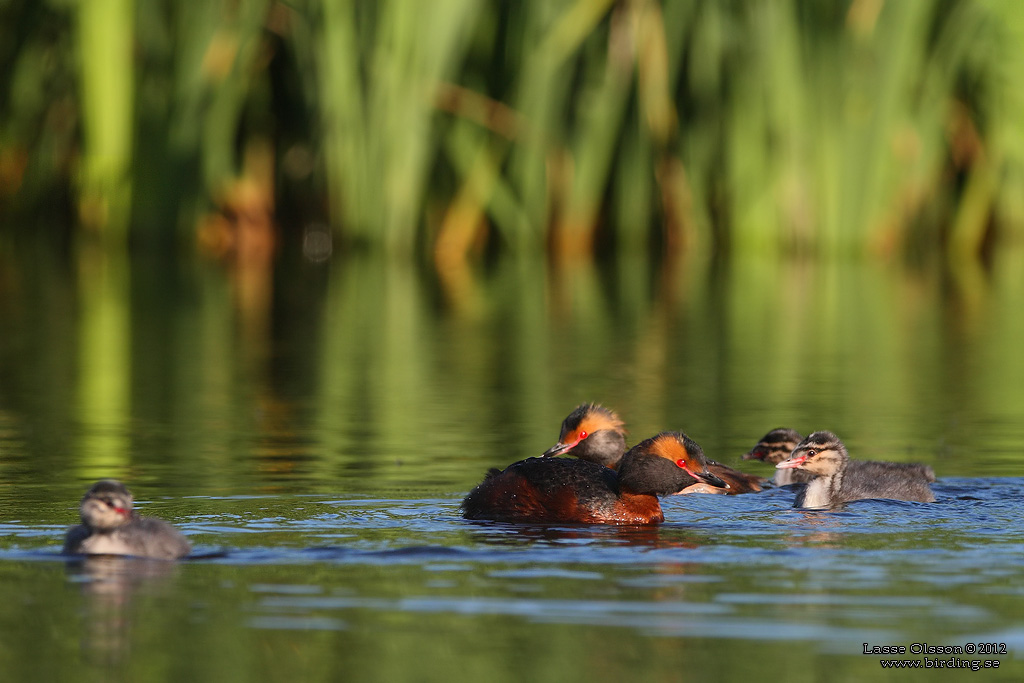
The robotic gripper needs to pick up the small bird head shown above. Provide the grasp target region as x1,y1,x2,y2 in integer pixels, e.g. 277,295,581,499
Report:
743,427,803,464
776,431,848,476
541,403,627,468
79,479,134,531
617,432,728,496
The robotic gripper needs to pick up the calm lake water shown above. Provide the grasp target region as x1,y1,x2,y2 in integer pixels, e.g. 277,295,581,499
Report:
2,243,1024,681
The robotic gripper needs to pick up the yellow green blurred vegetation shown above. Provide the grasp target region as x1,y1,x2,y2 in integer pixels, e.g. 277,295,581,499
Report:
2,0,1024,262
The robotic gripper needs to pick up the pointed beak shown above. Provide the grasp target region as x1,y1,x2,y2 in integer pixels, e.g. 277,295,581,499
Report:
776,454,807,469
741,449,761,461
699,470,728,489
542,442,572,457
677,459,730,489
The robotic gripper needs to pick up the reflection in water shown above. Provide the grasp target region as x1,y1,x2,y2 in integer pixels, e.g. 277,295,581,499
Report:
464,522,707,551
75,248,130,480
1,251,1023,497
773,510,848,548
4,250,1024,494
65,556,180,666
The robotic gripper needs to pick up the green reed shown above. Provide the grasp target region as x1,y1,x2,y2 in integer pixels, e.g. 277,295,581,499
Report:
2,0,1024,260
75,0,134,239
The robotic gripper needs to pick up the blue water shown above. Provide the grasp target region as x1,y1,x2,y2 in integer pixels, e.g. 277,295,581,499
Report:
2,476,1021,681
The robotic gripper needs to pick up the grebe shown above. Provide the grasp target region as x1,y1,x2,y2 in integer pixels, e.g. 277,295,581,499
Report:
63,480,192,560
543,403,767,494
540,403,627,468
776,431,936,508
745,428,935,486
462,431,727,524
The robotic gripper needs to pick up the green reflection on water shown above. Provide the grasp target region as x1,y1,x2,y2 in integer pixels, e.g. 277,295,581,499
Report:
3,249,1024,495
76,250,131,478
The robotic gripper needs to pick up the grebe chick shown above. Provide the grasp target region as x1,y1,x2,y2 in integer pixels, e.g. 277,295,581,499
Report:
745,428,936,486
542,403,765,494
743,428,811,486
776,432,936,508
63,480,192,560
462,432,727,524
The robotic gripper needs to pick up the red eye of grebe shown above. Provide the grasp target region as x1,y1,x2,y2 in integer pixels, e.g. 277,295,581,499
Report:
579,431,588,440
675,458,693,474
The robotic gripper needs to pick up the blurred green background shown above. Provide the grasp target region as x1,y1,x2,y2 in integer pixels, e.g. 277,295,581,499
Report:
6,5,1024,678
3,0,1024,262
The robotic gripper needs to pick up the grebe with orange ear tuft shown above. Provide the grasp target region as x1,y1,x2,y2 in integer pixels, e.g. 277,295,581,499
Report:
541,403,627,468
542,403,767,494
462,432,727,524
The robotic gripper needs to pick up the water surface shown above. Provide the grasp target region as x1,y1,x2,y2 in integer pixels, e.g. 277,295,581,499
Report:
1,247,1023,680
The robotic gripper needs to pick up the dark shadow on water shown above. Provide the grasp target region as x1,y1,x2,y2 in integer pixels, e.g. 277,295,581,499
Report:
459,520,713,552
